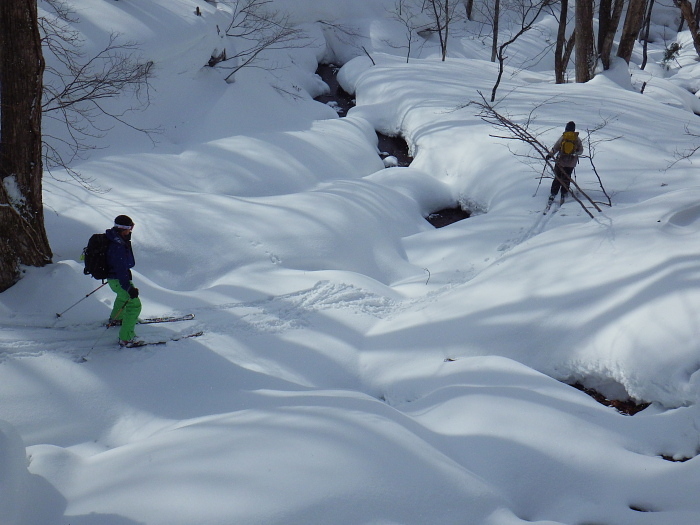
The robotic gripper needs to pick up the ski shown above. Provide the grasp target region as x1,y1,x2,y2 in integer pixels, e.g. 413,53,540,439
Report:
139,313,195,324
543,201,560,216
121,331,204,348
78,331,203,361
105,313,195,327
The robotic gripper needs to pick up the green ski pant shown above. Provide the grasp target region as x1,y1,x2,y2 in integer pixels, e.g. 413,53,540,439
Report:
108,279,142,341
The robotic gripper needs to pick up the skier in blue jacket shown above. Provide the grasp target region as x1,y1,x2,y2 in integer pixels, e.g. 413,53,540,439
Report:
106,215,142,346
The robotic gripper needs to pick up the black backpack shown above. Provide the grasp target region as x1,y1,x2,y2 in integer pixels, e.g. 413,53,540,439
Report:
82,233,111,280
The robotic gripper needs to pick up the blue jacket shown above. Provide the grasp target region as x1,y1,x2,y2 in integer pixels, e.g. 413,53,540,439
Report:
105,227,135,292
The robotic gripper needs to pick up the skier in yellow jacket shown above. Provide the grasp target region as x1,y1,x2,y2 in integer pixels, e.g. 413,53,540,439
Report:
546,121,584,205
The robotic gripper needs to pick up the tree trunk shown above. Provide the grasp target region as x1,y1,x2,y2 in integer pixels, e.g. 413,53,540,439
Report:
676,0,700,57
575,0,595,82
617,0,647,63
554,0,571,83
491,0,500,62
598,0,611,53
442,0,450,61
464,0,473,20
563,29,576,76
641,0,656,69
0,0,53,292
599,0,626,70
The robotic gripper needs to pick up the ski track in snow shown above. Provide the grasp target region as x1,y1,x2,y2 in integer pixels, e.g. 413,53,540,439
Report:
0,318,201,363
0,278,473,364
198,281,398,335
498,203,560,252
197,277,477,337
0,282,397,359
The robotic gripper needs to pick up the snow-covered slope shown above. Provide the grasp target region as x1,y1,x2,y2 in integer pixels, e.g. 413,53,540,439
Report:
2,1,700,524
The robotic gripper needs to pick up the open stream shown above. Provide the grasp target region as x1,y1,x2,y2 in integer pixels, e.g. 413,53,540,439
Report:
315,63,470,228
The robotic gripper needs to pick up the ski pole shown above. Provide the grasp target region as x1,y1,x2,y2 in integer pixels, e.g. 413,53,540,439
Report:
57,282,108,318
80,299,130,362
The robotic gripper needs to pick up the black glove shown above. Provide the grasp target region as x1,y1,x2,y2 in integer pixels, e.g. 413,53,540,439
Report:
545,154,552,161
128,286,139,299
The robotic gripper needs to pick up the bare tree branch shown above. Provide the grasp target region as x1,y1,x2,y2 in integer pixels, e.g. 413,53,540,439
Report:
581,119,619,207
39,0,156,189
667,124,700,169
386,0,423,62
466,92,611,218
210,0,309,83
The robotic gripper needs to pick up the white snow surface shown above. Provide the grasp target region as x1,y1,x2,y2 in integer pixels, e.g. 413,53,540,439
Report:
2,1,700,524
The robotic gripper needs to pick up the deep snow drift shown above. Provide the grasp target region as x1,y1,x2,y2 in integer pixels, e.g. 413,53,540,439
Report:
2,1,700,524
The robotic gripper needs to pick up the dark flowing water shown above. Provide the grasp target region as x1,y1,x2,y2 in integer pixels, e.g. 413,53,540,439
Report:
315,63,470,228
315,63,412,166
314,64,354,117
426,207,471,228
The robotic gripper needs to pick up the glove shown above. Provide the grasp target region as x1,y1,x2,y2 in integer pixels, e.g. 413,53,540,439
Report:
128,286,139,299
545,154,553,161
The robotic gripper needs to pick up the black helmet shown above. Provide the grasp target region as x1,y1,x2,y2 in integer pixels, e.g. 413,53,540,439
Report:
565,121,576,132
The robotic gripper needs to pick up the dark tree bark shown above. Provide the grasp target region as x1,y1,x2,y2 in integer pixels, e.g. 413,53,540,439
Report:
554,0,570,83
675,0,700,58
598,0,612,53
464,0,474,20
617,0,647,63
0,0,53,291
599,0,625,70
575,0,595,82
562,29,576,77
491,0,500,62
641,0,656,69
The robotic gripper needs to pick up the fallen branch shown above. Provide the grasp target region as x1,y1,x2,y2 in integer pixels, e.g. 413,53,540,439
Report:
468,92,611,218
